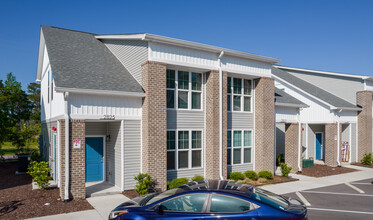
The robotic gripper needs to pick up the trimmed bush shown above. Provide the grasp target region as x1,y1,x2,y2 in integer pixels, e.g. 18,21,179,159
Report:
229,172,245,181
258,170,273,179
134,172,154,195
276,154,284,166
362,153,372,165
244,170,258,180
191,175,204,181
27,161,52,189
280,163,292,177
168,177,189,189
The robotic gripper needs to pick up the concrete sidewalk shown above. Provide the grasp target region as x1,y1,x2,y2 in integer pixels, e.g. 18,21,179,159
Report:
260,165,373,195
27,194,129,220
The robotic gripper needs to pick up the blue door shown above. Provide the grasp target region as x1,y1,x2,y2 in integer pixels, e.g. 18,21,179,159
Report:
86,137,104,182
316,133,322,160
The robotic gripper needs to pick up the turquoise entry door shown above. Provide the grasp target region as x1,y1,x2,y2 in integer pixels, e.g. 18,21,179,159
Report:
316,133,322,160
85,137,104,182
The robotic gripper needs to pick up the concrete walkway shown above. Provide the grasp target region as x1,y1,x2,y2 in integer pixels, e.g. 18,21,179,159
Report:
260,165,373,195
27,194,129,220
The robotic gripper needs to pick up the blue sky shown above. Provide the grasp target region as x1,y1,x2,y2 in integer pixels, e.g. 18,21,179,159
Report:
1,0,372,90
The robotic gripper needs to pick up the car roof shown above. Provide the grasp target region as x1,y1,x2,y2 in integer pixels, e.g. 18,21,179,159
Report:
176,180,254,196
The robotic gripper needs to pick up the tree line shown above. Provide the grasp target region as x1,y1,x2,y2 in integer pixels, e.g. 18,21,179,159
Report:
0,72,40,158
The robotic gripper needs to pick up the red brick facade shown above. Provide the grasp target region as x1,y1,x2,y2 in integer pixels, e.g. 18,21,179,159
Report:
141,61,168,191
205,70,228,179
254,77,275,173
357,91,373,161
285,123,301,172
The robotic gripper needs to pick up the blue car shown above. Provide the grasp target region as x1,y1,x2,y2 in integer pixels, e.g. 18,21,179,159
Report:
109,180,307,220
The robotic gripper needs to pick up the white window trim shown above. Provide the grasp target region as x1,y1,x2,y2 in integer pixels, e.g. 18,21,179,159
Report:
227,129,253,165
167,129,204,171
166,69,203,111
227,77,253,113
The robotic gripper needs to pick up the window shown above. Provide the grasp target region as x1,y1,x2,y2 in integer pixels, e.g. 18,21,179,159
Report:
167,130,203,170
209,194,252,213
160,194,207,212
227,130,253,165
166,69,202,110
51,72,54,101
227,77,252,112
47,71,50,103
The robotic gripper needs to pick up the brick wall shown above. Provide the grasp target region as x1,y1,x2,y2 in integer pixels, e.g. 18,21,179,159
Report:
285,123,301,172
357,91,373,161
141,61,167,191
58,119,86,200
324,123,341,167
205,70,227,179
254,77,275,173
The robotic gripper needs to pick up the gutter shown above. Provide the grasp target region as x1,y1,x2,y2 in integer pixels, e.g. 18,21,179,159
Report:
55,87,146,97
297,108,302,173
218,51,224,180
275,102,309,108
64,92,70,201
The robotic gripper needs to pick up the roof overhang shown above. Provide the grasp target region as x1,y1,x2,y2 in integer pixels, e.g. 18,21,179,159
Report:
55,87,145,97
95,33,280,64
331,106,362,111
275,102,309,108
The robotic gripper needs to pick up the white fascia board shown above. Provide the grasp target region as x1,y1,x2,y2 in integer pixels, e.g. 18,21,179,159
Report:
274,65,370,80
96,33,280,64
36,28,45,81
330,106,361,111
275,102,309,108
272,75,335,109
55,87,145,97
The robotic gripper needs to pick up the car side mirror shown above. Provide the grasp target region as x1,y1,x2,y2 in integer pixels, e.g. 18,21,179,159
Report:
153,204,164,215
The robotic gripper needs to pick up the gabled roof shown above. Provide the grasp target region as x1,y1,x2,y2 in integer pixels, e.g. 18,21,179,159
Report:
275,88,308,108
40,26,144,94
272,67,361,111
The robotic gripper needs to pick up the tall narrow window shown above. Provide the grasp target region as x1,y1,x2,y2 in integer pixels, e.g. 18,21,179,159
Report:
227,131,232,165
167,70,175,108
47,71,50,103
167,131,176,170
233,78,242,111
244,131,252,163
51,72,54,101
192,131,202,167
233,131,242,164
227,77,232,111
191,73,202,109
243,80,252,112
178,71,189,109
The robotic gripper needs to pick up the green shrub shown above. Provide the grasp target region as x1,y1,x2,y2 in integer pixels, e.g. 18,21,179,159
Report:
362,153,372,165
168,177,189,189
229,172,245,181
258,170,273,179
191,175,204,181
276,154,284,166
134,172,154,195
27,161,52,189
280,163,292,177
31,149,42,162
244,170,258,180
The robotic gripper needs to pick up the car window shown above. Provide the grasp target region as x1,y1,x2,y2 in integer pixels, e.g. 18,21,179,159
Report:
250,188,289,210
146,188,186,205
209,194,252,213
160,194,207,212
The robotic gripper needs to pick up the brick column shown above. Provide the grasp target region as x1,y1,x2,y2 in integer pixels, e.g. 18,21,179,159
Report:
357,91,373,161
254,77,275,173
324,123,341,167
58,119,86,200
141,61,167,191
285,123,301,172
205,70,228,180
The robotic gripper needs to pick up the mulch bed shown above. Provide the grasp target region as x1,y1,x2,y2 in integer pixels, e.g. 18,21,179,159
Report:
351,162,373,168
248,175,298,186
300,164,358,177
122,190,138,199
0,162,93,219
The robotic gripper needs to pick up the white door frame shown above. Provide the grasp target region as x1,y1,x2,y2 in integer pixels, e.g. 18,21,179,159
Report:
85,135,106,182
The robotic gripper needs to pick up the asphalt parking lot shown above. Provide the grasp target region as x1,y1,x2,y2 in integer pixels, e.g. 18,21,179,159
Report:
284,178,373,220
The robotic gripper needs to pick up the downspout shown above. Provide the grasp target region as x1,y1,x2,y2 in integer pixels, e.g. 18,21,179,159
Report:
218,51,224,180
336,110,342,167
64,92,70,201
297,108,302,172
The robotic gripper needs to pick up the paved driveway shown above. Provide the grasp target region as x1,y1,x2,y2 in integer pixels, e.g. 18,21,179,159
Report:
284,178,373,220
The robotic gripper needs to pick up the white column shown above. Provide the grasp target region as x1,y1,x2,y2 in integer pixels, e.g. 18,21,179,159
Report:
121,120,124,191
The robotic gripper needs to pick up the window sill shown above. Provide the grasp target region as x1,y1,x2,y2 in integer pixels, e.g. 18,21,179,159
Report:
167,167,203,172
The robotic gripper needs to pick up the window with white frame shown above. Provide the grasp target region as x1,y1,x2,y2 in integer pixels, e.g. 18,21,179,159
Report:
166,69,202,110
227,77,252,112
167,130,202,170
227,130,252,165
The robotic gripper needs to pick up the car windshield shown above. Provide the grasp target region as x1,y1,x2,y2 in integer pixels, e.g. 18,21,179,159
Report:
250,188,289,210
145,188,186,205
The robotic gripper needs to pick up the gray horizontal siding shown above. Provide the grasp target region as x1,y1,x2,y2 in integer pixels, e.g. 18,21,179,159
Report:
85,122,107,136
123,120,141,190
167,110,204,129
107,122,121,187
227,164,254,176
167,168,204,182
228,112,254,129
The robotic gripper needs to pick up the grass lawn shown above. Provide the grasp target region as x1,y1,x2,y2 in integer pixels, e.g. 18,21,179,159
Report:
1,141,39,156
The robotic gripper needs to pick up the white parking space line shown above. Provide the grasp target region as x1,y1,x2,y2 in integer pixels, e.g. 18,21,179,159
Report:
295,192,311,207
301,191,373,197
345,183,365,194
308,207,373,215
351,182,373,185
